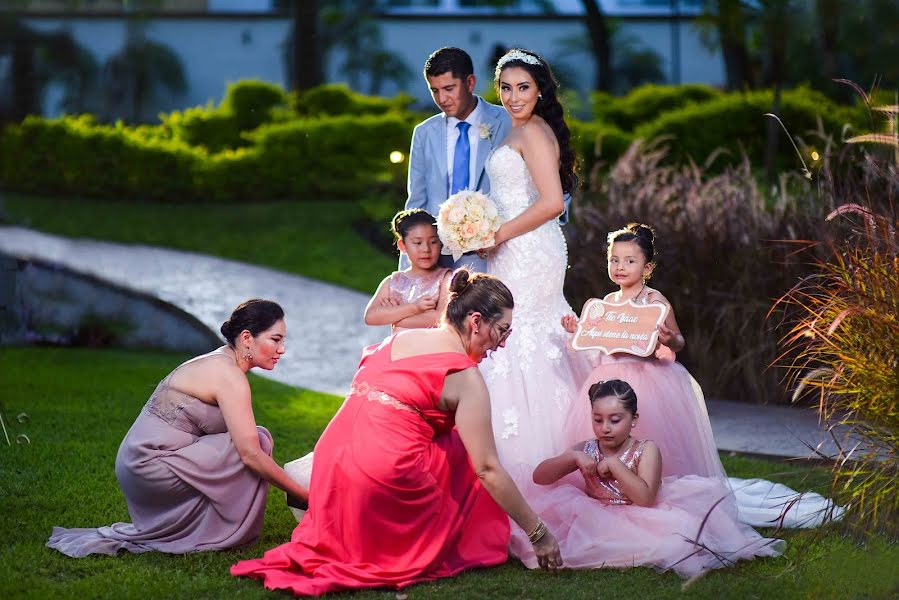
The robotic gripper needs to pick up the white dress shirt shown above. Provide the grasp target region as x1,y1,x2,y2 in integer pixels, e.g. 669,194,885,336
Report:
445,96,485,195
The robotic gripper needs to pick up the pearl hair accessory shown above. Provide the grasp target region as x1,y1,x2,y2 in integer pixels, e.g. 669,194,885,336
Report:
495,49,541,75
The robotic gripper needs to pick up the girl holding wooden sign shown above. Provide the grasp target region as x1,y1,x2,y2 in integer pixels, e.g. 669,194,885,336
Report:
560,223,725,481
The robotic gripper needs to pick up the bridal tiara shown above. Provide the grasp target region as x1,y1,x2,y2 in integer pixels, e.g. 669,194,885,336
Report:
496,50,542,71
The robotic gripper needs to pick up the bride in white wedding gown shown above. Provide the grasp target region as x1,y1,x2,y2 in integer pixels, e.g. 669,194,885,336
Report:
478,50,591,476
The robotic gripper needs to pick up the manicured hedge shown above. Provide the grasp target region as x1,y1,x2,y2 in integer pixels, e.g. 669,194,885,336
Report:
634,87,861,169
0,115,201,202
592,84,723,131
161,80,291,152
293,84,414,117
0,80,866,203
0,113,414,202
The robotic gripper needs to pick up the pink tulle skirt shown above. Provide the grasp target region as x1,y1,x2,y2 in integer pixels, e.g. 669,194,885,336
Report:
563,352,725,480
511,473,785,578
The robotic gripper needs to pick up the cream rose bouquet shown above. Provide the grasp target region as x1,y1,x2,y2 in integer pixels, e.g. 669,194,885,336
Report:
436,190,502,261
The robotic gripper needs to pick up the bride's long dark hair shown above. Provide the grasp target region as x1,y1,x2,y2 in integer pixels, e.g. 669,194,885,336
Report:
494,48,578,195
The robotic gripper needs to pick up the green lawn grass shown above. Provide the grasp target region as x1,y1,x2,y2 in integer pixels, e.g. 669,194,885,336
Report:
2,193,397,293
2,347,897,599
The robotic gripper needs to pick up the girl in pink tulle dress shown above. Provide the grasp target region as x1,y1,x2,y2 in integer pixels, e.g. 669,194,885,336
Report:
514,379,784,578
561,223,724,480
365,209,452,333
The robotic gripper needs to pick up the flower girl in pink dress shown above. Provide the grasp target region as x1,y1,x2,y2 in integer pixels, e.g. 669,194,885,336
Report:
515,379,784,577
365,209,452,332
560,223,724,480
557,224,844,530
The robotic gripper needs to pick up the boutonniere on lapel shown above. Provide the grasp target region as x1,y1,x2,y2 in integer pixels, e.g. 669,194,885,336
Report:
478,123,493,142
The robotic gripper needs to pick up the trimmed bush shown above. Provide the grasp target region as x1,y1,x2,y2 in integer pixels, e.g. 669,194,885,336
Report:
247,114,414,197
162,105,243,153
634,87,861,170
294,84,414,117
592,84,723,130
0,112,414,202
0,115,201,202
220,79,289,131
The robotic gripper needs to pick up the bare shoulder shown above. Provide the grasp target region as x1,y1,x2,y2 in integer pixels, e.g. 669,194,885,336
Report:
639,439,661,456
521,116,556,146
645,287,671,306
444,365,486,391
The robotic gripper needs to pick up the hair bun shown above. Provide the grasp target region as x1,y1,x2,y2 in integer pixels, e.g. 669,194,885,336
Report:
628,222,655,241
220,319,234,340
449,269,472,295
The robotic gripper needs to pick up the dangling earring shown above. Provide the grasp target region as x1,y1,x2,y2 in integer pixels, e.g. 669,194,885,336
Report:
538,93,543,100
243,347,253,362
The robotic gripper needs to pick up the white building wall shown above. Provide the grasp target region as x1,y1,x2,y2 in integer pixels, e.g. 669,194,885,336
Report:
23,15,724,120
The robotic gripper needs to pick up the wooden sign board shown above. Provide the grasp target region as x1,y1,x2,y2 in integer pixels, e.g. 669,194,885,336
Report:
571,298,669,357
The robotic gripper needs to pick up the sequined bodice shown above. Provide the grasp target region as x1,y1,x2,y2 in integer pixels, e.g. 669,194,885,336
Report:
582,438,647,505
387,268,450,305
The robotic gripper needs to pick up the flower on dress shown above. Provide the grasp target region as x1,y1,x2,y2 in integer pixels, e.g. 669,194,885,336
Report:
478,123,492,141
501,408,520,439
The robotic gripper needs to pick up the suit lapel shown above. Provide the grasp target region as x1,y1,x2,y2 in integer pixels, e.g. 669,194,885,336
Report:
474,105,501,190
429,116,448,195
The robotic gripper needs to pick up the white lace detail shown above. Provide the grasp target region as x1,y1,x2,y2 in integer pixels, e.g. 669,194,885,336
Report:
501,408,520,439
350,381,421,416
480,146,590,468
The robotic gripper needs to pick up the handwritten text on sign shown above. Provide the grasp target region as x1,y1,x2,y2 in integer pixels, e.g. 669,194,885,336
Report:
571,298,668,357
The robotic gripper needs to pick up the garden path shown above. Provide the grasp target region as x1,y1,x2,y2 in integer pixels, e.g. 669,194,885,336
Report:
0,225,854,460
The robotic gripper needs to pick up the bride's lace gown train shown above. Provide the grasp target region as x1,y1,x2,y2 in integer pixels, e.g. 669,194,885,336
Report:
480,145,591,474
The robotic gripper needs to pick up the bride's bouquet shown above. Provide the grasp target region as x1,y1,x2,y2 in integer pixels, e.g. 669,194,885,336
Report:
436,190,503,261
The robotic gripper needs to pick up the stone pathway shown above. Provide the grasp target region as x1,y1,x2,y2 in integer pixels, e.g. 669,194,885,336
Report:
0,225,854,459
0,226,389,396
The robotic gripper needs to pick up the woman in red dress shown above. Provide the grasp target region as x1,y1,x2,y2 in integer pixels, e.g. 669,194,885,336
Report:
231,270,562,595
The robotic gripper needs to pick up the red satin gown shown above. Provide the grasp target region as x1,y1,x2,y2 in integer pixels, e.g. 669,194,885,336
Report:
231,336,511,596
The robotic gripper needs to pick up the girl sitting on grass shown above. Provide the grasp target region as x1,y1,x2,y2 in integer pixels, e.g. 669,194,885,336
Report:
514,379,785,578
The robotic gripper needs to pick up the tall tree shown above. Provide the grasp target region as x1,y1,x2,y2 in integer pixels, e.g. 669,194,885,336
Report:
697,0,753,90
759,0,793,184
0,17,88,123
102,19,186,122
815,0,840,83
292,0,321,90
580,0,614,92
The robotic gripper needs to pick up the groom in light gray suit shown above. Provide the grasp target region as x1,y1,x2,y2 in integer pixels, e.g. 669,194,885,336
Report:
401,47,511,272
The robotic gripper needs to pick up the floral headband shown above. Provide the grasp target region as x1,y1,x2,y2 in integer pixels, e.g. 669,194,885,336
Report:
495,50,542,76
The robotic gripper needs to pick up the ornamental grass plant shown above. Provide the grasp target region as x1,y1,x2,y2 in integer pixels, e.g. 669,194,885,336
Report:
774,97,899,537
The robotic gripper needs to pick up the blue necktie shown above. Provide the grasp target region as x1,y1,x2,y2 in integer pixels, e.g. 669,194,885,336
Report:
451,121,471,195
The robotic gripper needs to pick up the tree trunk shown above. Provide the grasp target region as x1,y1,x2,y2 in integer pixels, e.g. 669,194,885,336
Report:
580,0,613,92
294,0,322,90
763,1,789,184
815,0,839,82
11,31,39,122
716,0,752,90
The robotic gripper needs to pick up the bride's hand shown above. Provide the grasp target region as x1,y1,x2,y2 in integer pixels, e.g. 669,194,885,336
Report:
533,530,563,570
561,314,578,334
